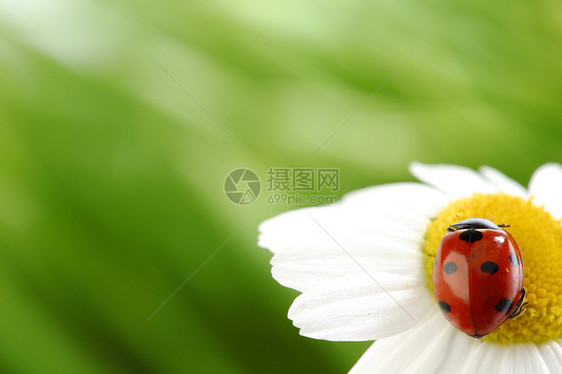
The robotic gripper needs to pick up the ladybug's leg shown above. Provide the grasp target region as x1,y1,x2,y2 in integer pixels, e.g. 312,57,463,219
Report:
509,287,528,319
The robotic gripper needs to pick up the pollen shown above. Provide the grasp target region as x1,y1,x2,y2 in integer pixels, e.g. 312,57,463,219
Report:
423,193,562,344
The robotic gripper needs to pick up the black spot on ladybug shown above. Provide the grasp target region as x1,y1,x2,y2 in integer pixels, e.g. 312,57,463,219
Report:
438,301,451,313
459,229,483,243
443,262,457,274
481,261,499,274
509,252,519,266
495,298,513,313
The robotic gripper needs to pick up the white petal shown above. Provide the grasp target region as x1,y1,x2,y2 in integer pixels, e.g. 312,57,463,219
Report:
258,182,448,342
258,182,448,293
350,308,558,374
454,342,530,374
259,203,425,259
259,183,447,254
349,310,474,373
410,162,499,197
342,182,448,215
289,273,433,341
446,341,551,374
270,237,425,292
350,309,558,373
510,343,550,374
479,166,528,198
456,341,493,374
537,340,562,373
437,338,554,374
529,163,562,219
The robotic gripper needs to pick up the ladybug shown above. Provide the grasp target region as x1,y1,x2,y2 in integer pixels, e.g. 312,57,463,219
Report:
432,217,526,338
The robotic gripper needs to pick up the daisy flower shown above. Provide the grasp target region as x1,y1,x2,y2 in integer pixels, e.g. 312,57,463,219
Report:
258,162,562,373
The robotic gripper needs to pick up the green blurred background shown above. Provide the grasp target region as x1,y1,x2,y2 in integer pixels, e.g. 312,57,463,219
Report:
0,0,561,372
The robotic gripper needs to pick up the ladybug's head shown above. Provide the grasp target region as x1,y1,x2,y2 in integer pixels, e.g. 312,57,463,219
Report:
447,217,501,232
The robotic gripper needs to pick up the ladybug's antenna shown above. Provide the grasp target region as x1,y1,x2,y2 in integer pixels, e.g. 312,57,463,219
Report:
490,215,510,228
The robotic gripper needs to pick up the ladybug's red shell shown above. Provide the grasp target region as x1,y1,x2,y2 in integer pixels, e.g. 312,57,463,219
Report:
433,219,524,338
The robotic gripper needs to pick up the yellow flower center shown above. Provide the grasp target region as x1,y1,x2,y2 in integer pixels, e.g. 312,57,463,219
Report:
424,193,562,344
